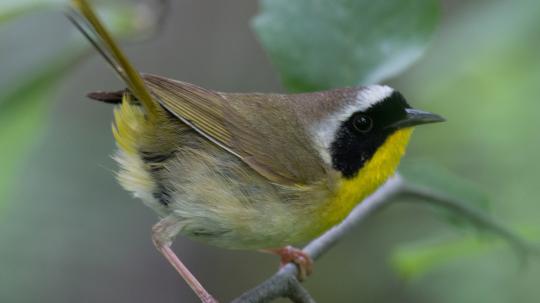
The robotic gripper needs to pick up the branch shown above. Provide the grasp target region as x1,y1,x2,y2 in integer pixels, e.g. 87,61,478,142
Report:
400,182,538,258
230,174,535,303
231,175,406,303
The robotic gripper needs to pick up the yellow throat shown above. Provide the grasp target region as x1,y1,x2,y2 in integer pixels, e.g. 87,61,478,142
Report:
315,128,413,234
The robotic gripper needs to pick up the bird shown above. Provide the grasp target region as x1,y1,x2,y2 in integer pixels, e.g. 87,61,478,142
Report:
68,1,444,302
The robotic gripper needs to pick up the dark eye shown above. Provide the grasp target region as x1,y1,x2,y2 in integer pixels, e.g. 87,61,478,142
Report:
352,114,373,133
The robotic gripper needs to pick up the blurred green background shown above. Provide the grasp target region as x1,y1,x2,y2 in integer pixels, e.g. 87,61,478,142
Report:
1,0,539,302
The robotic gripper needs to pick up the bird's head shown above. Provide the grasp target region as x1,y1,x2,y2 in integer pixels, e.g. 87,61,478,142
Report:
311,85,444,178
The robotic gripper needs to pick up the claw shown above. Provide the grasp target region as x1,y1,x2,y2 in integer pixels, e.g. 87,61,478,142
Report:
265,246,313,281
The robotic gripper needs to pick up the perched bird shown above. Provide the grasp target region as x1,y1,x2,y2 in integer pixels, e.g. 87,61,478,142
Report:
68,1,444,302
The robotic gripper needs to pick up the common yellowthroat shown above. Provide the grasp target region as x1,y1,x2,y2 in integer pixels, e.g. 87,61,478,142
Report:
68,1,444,302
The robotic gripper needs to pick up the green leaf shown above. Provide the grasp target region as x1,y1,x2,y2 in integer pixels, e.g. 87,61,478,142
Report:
0,55,76,207
391,236,501,280
399,160,533,251
0,0,63,23
0,0,165,208
0,0,155,36
391,226,539,280
394,161,538,279
400,159,490,228
253,0,440,92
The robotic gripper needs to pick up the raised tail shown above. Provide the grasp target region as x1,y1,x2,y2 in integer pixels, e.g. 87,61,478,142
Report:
67,0,159,119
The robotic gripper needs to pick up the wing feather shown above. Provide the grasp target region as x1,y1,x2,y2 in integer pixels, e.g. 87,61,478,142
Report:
69,0,327,185
144,75,234,147
144,74,327,185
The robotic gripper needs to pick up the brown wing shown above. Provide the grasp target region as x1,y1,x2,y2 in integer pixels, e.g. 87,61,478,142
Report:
143,74,327,185
143,74,235,152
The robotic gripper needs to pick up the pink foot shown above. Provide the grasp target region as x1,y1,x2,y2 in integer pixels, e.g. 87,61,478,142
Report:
267,246,313,281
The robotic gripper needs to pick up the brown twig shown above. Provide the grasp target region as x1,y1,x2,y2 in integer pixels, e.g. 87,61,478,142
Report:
230,173,534,302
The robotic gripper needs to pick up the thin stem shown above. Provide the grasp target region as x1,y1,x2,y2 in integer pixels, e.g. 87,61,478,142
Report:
401,182,537,257
230,174,535,303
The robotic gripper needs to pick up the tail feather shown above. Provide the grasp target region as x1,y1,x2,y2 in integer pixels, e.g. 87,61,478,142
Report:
68,0,159,119
87,90,125,104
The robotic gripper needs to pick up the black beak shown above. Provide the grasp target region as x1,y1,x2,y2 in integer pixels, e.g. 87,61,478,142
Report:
388,108,445,129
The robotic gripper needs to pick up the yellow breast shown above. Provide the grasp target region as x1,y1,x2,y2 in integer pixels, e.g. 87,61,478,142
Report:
313,128,413,235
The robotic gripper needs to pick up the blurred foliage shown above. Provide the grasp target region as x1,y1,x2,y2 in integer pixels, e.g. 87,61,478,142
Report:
0,0,63,23
0,0,163,207
253,0,439,91
391,227,540,280
1,0,539,302
389,0,540,299
400,159,489,225
0,55,77,207
254,0,535,282
391,235,505,280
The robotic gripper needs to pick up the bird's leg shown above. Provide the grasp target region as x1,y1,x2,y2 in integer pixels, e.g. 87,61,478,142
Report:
152,216,218,303
262,246,313,281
